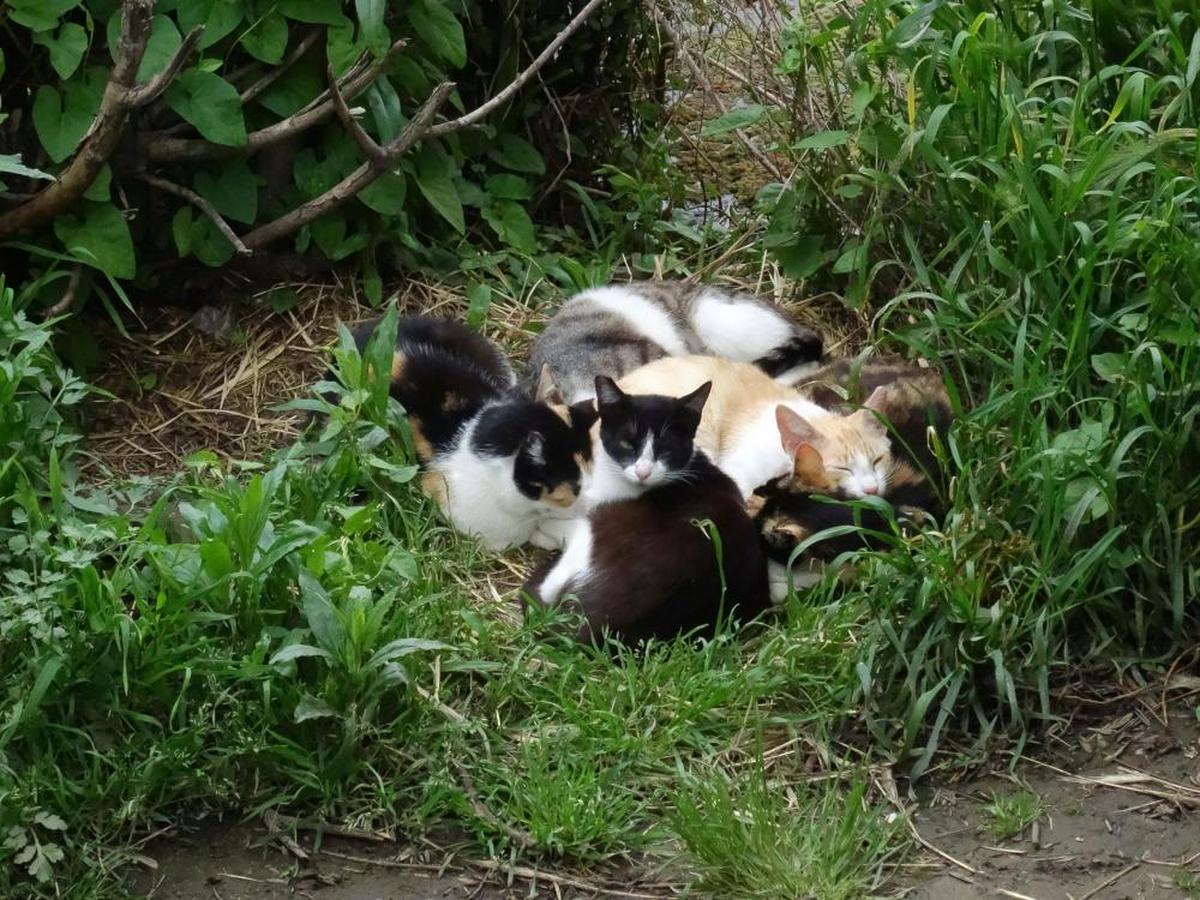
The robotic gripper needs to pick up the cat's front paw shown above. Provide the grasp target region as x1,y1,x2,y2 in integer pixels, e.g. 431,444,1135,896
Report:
531,516,577,550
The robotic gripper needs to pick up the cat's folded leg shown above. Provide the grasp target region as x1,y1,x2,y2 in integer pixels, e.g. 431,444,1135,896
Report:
531,515,578,550
767,559,825,604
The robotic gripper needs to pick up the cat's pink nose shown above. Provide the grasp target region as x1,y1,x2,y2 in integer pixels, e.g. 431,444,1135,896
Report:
862,484,879,495
635,461,651,480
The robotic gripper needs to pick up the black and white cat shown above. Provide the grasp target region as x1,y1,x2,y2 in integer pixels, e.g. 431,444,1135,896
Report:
524,385,769,646
583,375,711,508
348,315,595,550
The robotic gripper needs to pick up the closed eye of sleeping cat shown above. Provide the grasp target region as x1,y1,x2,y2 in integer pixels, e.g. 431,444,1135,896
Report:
585,375,712,506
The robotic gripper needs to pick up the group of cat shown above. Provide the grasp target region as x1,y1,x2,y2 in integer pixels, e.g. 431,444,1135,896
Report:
340,281,952,646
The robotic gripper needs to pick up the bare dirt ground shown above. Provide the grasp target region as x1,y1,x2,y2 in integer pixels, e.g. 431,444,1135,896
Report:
126,823,674,899
909,693,1200,900
123,694,1199,900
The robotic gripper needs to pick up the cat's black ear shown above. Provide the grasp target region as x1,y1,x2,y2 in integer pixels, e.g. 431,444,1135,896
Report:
535,364,566,407
678,381,712,419
594,376,626,411
568,398,599,434
520,431,546,465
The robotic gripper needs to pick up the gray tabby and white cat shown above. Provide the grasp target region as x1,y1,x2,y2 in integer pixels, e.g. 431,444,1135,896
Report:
528,282,823,404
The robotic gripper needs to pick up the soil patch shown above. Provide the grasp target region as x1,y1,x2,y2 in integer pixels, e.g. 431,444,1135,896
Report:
909,694,1200,900
124,821,674,900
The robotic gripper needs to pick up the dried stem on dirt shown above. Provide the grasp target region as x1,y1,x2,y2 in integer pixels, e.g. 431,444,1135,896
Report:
0,0,201,241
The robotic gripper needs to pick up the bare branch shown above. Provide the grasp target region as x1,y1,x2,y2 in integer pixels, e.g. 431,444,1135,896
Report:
128,26,204,106
424,0,606,139
327,62,387,165
144,40,408,163
41,266,84,319
654,12,783,181
139,173,251,256
240,29,322,105
0,0,158,241
242,82,455,250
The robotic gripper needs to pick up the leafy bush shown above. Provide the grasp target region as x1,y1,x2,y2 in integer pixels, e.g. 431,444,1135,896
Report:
0,0,659,311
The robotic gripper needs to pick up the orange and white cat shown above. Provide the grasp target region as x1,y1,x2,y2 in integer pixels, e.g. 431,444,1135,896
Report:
618,355,895,501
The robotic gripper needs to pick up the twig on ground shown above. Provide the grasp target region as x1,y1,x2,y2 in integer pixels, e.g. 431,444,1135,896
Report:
263,810,310,861
908,818,978,875
1077,861,1141,900
139,173,251,255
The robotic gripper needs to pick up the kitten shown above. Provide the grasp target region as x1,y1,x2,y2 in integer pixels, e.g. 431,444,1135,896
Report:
584,375,712,507
346,315,595,550
529,281,823,404
524,450,769,646
617,355,893,500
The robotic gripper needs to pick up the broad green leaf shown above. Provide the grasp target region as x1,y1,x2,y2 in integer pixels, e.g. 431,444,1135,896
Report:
240,11,289,63
194,160,259,224
7,0,78,31
408,0,466,68
367,76,405,143
293,148,343,198
32,69,105,163
325,12,363,74
796,128,851,151
54,202,136,278
298,568,345,652
257,57,322,117
83,163,112,201
310,212,348,258
166,70,247,147
177,0,245,48
355,0,389,56
359,171,407,214
486,134,544,175
294,694,338,722
700,103,764,137
190,215,237,267
484,173,533,200
33,22,88,80
1090,352,1126,382
0,154,53,182
772,235,825,280
832,240,866,274
278,0,345,25
414,144,464,233
107,13,181,83
270,643,331,664
172,207,194,257
466,281,491,328
481,199,535,252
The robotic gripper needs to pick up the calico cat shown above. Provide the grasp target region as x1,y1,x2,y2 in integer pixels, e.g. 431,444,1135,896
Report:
525,440,769,646
751,365,955,600
345,315,595,550
617,355,895,500
584,375,712,507
528,281,823,404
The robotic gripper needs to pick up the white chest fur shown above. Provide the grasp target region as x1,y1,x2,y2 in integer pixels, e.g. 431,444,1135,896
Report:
716,398,832,498
428,420,542,550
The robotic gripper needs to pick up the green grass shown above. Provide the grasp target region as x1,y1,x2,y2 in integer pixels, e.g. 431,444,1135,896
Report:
2,0,1200,896
982,790,1044,842
671,768,904,899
